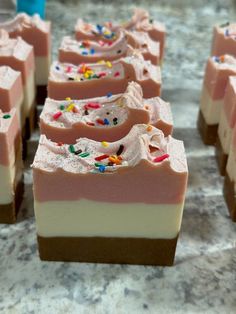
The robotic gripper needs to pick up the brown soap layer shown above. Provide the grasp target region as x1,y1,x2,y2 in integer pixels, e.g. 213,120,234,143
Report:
36,85,47,106
25,100,37,140
197,110,218,145
37,235,178,266
215,136,228,176
0,176,24,224
223,174,236,222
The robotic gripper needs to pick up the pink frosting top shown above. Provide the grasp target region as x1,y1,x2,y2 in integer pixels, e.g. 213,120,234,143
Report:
59,30,159,65
0,108,20,166
40,82,172,143
0,13,51,56
32,124,188,204
0,65,21,89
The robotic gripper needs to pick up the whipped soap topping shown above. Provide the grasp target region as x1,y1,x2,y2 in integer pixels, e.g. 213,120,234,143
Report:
0,66,20,89
50,53,159,83
121,8,153,32
0,13,49,33
60,30,127,58
0,109,15,133
40,82,163,129
0,30,32,60
212,54,236,70
32,124,187,175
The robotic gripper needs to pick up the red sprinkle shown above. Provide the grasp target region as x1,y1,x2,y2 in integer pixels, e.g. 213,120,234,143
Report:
87,102,101,109
107,41,113,46
153,154,169,163
82,40,90,47
57,142,64,146
95,154,109,161
114,71,120,77
86,122,95,126
66,66,72,73
99,72,106,78
53,111,62,120
96,118,105,125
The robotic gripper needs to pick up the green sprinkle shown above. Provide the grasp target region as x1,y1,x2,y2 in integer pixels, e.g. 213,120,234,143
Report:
79,152,90,158
60,105,65,110
95,162,104,167
3,114,11,119
69,145,75,153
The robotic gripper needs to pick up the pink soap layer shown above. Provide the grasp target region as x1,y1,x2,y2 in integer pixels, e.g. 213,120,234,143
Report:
40,82,172,143
48,56,161,100
0,66,23,112
203,55,236,100
211,24,236,58
0,108,20,166
32,125,188,203
0,13,51,56
223,76,236,128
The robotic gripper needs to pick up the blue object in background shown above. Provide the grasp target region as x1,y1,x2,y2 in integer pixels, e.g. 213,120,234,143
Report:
16,0,46,19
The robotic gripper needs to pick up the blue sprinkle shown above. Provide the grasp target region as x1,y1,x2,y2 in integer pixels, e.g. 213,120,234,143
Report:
213,56,220,63
104,118,109,125
107,92,112,98
82,51,88,55
98,165,106,173
96,24,103,33
90,48,95,55
225,29,229,36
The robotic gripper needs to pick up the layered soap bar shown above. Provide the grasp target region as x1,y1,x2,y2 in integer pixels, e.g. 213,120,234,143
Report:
198,55,236,145
40,82,172,143
0,30,35,136
224,122,236,222
48,54,162,100
212,22,236,58
32,124,188,265
75,8,166,62
0,109,23,223
0,13,51,102
216,76,236,175
59,30,160,65
0,66,23,126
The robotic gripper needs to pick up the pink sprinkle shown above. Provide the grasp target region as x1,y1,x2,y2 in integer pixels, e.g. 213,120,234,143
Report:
99,72,106,78
53,111,62,120
114,71,120,77
153,154,169,163
99,40,105,46
66,66,72,73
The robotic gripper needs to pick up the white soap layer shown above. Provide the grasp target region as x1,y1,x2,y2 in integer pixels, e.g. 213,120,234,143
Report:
200,85,223,125
218,109,232,154
226,145,236,190
0,154,15,204
34,200,184,238
35,56,50,86
23,70,35,117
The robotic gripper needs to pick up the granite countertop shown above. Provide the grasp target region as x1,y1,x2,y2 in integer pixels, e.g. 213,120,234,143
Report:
1,1,236,313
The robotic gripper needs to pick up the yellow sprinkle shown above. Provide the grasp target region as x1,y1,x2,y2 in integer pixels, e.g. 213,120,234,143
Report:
66,103,75,112
106,61,112,68
65,97,71,101
101,141,108,147
97,60,105,64
103,30,111,35
146,125,152,132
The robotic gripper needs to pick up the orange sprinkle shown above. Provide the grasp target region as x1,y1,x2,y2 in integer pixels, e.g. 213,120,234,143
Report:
220,55,225,63
146,125,152,132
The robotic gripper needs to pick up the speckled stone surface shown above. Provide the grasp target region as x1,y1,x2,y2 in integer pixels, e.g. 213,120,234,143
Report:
0,0,236,313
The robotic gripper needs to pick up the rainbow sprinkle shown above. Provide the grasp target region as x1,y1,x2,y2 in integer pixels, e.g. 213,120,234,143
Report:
101,141,108,147
153,154,169,163
79,152,90,158
69,144,75,153
3,114,11,119
53,111,62,120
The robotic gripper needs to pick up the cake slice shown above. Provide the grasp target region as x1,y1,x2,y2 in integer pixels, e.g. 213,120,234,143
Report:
224,122,236,222
59,30,160,66
48,53,161,100
0,109,23,223
0,66,24,127
0,13,51,104
198,55,236,145
216,76,236,175
40,82,172,144
0,30,36,138
75,8,166,62
32,124,188,265
211,22,236,58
